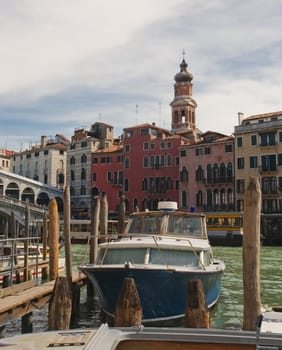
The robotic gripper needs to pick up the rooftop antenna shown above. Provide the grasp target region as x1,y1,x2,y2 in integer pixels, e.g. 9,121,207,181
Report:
136,104,139,125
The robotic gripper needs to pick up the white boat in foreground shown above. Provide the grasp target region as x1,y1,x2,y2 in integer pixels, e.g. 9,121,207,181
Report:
0,311,282,349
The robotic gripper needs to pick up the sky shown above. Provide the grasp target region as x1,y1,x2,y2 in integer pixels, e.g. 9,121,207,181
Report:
0,0,281,151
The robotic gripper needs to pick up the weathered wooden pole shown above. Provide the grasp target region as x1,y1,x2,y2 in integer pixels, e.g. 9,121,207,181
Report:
64,185,72,287
41,211,49,280
48,198,59,281
184,279,209,328
118,194,125,234
243,176,261,331
114,278,142,327
48,276,72,330
90,195,100,264
23,206,30,282
88,195,100,296
100,192,108,242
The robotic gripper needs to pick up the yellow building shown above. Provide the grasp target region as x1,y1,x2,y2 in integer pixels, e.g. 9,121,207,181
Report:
234,111,282,213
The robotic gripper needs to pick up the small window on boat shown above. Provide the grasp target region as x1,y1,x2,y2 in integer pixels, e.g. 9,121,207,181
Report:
127,215,164,234
98,248,147,265
149,249,199,267
167,216,203,236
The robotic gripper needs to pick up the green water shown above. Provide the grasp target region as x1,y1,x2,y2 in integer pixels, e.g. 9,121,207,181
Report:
72,244,282,330
5,245,282,335
211,246,282,329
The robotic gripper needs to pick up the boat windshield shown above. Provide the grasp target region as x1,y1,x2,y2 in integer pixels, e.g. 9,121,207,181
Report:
127,215,164,234
167,216,203,236
150,248,199,267
97,248,147,265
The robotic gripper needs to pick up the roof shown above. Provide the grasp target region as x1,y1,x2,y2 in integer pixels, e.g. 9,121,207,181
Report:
243,111,282,122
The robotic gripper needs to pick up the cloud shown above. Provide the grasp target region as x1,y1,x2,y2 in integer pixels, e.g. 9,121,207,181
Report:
0,0,281,150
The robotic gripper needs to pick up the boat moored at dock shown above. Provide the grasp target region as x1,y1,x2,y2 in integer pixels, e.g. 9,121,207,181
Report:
79,202,225,325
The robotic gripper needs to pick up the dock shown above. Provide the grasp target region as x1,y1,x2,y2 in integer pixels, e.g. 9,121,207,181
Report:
0,271,87,327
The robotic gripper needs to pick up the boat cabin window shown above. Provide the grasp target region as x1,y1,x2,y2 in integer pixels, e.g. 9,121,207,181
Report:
98,248,147,265
127,215,164,234
150,249,199,267
167,216,203,236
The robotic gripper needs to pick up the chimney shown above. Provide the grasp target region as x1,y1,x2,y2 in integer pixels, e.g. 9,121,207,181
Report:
41,135,47,147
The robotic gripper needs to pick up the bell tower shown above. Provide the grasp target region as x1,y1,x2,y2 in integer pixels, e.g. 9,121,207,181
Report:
170,54,197,133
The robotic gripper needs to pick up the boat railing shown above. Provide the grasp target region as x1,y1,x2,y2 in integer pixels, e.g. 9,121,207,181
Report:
0,236,42,286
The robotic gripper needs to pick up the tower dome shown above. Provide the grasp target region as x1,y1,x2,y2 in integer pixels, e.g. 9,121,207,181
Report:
174,59,193,83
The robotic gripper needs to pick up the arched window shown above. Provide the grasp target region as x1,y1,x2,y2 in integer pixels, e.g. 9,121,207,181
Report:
166,177,173,190
227,162,233,182
195,165,204,182
213,164,219,183
167,154,173,166
81,168,86,180
142,178,148,191
71,170,75,181
207,164,212,184
70,156,75,165
180,167,188,183
220,163,226,182
196,191,203,206
81,154,87,163
80,186,86,195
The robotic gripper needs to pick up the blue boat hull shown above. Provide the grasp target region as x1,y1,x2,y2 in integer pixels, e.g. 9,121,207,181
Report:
81,266,223,324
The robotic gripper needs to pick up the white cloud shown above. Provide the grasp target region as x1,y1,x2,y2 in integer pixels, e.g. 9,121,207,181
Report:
0,0,281,150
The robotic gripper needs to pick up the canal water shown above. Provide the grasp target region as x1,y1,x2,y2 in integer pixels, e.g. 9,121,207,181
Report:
4,245,282,336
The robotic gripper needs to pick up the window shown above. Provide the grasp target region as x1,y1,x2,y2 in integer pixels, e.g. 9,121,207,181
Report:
180,149,186,157
150,143,155,150
143,143,149,150
261,155,276,171
250,156,258,168
125,158,130,169
236,179,245,193
195,165,204,182
167,142,172,149
160,143,165,149
107,172,112,182
93,157,98,164
81,154,87,163
70,156,75,165
167,154,173,166
180,167,188,183
205,147,211,155
237,157,245,169
125,144,130,152
71,170,75,181
124,179,129,192
93,173,97,182
278,154,282,166
143,157,149,168
195,148,203,156
237,137,243,147
81,141,87,147
251,135,257,146
279,132,282,142
70,143,76,150
81,168,86,180
225,144,232,152
141,128,149,136
260,132,276,146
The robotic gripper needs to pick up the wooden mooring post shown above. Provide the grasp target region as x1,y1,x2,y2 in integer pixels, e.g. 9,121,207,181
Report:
48,198,59,281
184,279,209,328
243,176,261,331
114,278,142,327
